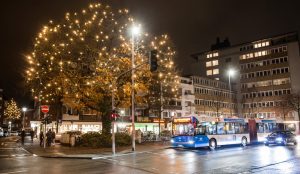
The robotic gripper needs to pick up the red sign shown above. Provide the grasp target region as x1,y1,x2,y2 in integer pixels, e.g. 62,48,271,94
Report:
41,105,49,113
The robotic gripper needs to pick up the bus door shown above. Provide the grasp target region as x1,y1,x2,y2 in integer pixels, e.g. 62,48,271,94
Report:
248,119,257,143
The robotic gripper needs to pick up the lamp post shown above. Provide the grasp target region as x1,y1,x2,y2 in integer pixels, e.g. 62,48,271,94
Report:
227,69,235,117
22,107,27,129
131,25,141,152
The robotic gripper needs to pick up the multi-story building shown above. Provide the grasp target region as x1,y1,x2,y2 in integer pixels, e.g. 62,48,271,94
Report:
191,32,300,120
191,76,237,118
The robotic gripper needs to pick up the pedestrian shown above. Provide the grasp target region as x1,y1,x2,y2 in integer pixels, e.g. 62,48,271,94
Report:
51,131,56,146
30,129,34,142
39,131,44,147
46,129,52,147
21,129,25,145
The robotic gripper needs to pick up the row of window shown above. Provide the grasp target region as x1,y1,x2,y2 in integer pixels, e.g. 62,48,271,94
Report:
240,56,288,70
241,67,289,79
206,52,219,58
194,87,232,98
243,112,275,118
243,101,289,108
240,46,287,60
242,89,291,99
241,78,290,89
207,68,219,76
195,99,236,108
254,41,270,48
199,122,248,135
206,60,219,67
192,77,227,89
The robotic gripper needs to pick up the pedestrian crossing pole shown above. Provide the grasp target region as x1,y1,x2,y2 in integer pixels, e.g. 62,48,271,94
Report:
44,114,46,149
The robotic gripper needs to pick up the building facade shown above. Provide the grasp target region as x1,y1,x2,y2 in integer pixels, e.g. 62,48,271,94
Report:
191,32,300,120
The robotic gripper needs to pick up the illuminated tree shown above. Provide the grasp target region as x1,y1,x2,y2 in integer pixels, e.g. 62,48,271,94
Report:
4,99,21,120
25,3,179,134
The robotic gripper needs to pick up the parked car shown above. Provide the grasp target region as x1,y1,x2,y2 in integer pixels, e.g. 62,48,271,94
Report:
0,128,4,137
264,131,297,146
10,131,19,136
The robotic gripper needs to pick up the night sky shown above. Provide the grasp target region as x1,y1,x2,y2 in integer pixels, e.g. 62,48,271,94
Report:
1,0,300,106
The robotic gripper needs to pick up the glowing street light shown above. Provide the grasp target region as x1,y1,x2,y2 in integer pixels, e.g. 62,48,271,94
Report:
227,69,235,117
22,107,27,129
130,24,141,152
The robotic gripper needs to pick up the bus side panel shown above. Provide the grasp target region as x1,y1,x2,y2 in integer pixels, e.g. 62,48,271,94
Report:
248,119,257,143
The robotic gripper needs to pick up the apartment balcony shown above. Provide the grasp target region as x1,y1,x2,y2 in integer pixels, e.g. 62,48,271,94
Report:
241,62,289,74
240,73,290,83
241,83,291,93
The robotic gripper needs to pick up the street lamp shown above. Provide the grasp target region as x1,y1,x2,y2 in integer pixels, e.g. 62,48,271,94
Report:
227,69,235,117
131,24,141,152
22,107,27,129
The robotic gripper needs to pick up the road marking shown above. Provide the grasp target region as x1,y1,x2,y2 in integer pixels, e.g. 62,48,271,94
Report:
0,170,27,174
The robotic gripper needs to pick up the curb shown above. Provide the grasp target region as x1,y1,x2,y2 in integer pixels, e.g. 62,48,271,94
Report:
39,155,93,159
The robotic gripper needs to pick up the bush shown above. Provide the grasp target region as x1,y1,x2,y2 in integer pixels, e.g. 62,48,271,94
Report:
115,132,131,146
80,132,131,147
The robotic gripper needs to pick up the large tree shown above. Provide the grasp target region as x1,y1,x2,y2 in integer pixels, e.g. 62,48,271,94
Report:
25,3,179,134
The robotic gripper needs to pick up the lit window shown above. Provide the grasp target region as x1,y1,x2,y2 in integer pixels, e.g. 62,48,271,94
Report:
213,52,219,57
207,70,213,76
215,78,219,80
213,69,219,75
212,60,219,66
254,44,258,48
206,61,212,67
266,41,269,46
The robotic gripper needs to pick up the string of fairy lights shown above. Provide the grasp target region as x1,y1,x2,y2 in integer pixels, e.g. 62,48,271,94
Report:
25,3,179,110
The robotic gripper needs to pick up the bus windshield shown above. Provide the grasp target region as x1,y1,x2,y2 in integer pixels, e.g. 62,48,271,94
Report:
173,123,195,136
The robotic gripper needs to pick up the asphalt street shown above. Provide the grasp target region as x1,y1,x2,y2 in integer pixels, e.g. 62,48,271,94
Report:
0,137,299,174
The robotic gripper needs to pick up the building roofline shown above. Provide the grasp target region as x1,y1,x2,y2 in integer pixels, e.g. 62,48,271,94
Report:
191,31,299,58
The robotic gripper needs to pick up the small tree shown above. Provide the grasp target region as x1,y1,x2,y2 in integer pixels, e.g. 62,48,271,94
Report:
4,99,21,121
287,93,300,121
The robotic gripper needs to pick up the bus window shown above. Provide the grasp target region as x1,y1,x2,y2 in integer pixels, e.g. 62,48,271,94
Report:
173,123,194,136
226,123,235,134
285,123,296,132
234,123,241,134
257,123,264,133
195,125,206,135
206,123,217,135
217,122,225,134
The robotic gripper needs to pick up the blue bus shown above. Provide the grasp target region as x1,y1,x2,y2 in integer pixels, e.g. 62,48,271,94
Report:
171,117,249,150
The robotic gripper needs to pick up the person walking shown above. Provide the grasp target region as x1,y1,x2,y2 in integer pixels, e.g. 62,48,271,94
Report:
39,131,44,147
51,131,56,146
21,129,25,145
46,129,52,147
30,129,34,142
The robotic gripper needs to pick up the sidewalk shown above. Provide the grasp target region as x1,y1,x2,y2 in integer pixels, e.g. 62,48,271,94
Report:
22,136,170,159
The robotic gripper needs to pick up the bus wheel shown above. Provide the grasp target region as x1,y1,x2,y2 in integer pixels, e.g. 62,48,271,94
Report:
209,139,217,150
241,137,247,147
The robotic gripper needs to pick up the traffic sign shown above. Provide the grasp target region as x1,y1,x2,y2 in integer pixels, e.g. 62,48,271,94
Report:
41,105,49,113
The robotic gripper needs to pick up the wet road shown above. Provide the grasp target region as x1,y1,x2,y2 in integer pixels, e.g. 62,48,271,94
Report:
0,137,299,174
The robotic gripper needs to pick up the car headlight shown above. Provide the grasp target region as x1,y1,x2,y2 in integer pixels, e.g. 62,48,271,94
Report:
188,140,194,144
276,137,283,142
170,139,175,143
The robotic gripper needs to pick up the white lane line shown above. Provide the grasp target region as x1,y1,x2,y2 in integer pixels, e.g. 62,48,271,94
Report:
92,151,147,160
0,170,27,174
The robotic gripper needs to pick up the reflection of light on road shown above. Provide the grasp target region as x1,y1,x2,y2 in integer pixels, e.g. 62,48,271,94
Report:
258,146,290,165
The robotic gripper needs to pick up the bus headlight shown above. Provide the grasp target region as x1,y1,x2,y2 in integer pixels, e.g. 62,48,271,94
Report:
296,136,300,142
276,137,283,142
188,140,194,144
170,139,175,143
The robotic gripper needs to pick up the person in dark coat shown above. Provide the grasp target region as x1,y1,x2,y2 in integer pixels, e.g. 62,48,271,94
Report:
21,129,25,145
39,131,44,147
46,129,52,146
30,129,34,142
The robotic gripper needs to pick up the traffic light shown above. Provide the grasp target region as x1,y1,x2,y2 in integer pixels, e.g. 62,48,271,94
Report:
150,50,158,72
42,116,52,124
111,110,119,120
